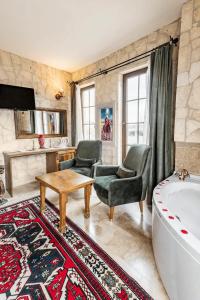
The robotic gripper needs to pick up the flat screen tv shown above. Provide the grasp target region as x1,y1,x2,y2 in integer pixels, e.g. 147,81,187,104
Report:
0,84,35,110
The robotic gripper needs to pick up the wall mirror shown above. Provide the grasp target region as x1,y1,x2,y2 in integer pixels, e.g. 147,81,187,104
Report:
15,108,67,138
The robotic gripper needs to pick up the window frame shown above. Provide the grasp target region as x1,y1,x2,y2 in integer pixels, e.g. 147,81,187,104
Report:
80,84,95,140
122,67,148,159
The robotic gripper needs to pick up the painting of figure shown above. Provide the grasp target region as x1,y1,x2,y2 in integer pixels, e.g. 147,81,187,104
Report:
100,107,113,141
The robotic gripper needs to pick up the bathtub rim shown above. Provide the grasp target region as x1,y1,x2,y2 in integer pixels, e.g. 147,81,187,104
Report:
153,174,200,263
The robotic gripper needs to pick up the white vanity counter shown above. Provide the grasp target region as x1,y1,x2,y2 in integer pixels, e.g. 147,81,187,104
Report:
3,147,76,196
4,147,70,158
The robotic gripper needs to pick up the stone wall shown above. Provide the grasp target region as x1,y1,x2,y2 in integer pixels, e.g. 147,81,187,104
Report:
175,0,200,173
73,20,180,164
2,0,200,186
0,49,72,165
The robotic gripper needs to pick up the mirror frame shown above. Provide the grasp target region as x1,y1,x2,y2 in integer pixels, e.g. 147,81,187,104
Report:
15,107,67,139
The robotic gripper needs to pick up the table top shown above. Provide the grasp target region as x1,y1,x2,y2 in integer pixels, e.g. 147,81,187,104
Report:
35,169,94,193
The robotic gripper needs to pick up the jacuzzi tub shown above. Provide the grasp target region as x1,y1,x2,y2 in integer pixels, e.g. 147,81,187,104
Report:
152,175,200,300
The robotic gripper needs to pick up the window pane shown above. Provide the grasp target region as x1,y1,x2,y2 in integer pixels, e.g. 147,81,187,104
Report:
127,76,138,100
90,107,95,124
84,125,89,139
139,123,144,144
139,99,147,123
90,88,95,106
127,124,137,145
90,124,95,140
123,69,148,153
81,85,96,141
82,90,89,107
127,100,138,123
83,107,89,124
139,73,147,98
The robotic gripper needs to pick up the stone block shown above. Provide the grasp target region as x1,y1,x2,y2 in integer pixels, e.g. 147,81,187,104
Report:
193,76,200,88
191,25,200,40
0,68,8,81
194,7,200,22
188,79,200,109
177,72,189,87
186,119,200,142
180,31,190,47
194,0,200,8
174,118,186,141
134,38,147,54
187,119,200,135
0,51,12,66
162,20,180,37
191,37,200,49
190,110,200,122
176,85,191,107
176,107,188,118
11,54,21,65
181,0,193,32
191,47,200,62
178,45,191,72
175,143,200,174
189,61,200,82
147,32,158,44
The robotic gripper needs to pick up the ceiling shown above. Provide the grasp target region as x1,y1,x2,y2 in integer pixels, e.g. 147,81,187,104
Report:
0,0,185,72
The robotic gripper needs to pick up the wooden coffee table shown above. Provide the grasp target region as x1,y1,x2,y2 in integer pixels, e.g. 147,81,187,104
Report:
35,169,94,233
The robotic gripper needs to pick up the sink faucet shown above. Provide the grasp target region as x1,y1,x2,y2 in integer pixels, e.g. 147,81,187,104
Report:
175,169,190,181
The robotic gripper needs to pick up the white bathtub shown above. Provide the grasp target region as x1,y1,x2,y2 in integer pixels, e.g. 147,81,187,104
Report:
152,175,200,300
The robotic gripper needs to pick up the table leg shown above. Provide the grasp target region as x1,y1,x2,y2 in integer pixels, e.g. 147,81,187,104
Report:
40,184,46,213
59,193,67,233
84,184,92,218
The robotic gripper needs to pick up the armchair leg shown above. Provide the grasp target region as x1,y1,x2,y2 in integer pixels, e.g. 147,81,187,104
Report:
139,200,144,214
109,207,115,221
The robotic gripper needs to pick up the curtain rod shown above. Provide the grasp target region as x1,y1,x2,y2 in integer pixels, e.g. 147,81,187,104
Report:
68,36,179,85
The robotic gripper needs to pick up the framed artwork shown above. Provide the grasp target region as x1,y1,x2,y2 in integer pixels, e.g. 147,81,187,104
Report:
100,107,113,141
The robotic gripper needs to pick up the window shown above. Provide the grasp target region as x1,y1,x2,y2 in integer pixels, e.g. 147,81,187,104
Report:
123,68,148,158
81,85,95,140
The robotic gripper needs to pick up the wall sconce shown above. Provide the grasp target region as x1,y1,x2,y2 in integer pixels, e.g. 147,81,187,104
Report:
55,89,64,100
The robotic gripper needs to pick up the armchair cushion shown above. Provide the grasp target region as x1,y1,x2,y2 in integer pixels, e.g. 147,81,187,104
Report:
75,157,96,168
116,166,136,178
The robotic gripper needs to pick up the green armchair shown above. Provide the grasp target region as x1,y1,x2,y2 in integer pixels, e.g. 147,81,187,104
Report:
94,145,151,220
59,140,102,178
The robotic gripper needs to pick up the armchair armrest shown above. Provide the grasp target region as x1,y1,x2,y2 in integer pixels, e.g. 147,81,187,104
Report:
91,160,102,177
109,175,142,206
59,158,75,170
96,165,119,177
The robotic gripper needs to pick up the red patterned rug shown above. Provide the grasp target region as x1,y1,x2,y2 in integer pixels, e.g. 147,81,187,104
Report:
0,197,153,300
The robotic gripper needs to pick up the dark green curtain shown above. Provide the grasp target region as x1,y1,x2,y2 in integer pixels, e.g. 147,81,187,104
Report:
148,44,174,205
71,82,76,146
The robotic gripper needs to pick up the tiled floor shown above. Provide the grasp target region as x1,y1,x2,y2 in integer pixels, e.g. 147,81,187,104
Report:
2,182,169,300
